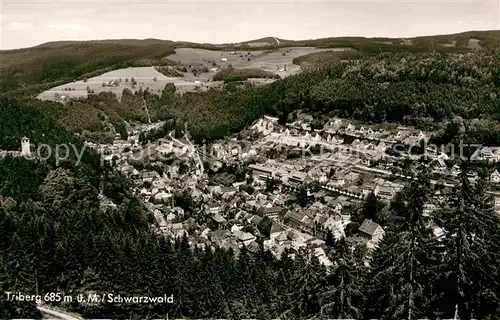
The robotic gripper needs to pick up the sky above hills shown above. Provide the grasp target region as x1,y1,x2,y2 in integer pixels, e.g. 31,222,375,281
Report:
1,0,498,49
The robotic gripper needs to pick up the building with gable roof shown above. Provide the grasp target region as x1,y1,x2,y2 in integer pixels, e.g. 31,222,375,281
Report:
358,219,385,247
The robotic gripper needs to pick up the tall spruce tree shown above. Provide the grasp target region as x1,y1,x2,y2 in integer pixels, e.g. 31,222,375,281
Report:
433,162,500,319
366,180,437,319
0,232,41,319
171,235,196,318
290,250,326,319
274,249,295,315
320,237,365,319
193,247,226,318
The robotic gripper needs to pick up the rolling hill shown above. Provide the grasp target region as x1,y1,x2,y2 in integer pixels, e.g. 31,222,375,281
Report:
35,38,176,48
32,30,500,50
1,30,498,96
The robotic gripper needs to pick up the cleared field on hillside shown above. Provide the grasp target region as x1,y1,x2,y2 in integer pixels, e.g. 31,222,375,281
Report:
168,46,352,78
468,38,482,49
37,66,205,101
38,46,353,102
246,41,272,47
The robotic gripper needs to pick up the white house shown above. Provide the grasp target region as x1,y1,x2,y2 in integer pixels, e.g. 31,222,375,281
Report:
331,201,343,214
416,130,427,140
493,196,500,216
153,192,172,204
318,173,328,183
395,130,407,140
491,169,500,183
212,213,226,224
208,203,222,214
252,118,275,136
450,164,461,177
314,247,333,267
154,211,168,229
152,179,166,190
332,175,345,187
494,196,500,208
423,203,437,216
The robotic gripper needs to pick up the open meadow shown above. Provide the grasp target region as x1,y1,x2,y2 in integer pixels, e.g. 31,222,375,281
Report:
167,46,352,78
37,46,352,102
37,66,206,102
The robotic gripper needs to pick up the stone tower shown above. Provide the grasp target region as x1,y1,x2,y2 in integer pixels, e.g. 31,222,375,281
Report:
21,137,31,156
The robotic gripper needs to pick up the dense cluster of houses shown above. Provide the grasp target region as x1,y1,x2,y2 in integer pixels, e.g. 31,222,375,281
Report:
84,122,379,263
80,114,500,265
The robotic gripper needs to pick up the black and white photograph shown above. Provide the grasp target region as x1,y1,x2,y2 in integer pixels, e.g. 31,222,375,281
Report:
1,0,499,319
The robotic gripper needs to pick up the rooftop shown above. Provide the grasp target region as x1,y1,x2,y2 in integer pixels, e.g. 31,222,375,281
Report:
359,219,382,236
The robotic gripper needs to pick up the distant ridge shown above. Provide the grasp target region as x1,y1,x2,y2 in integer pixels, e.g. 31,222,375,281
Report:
35,37,290,49
1,29,498,95
36,38,176,48
32,30,500,50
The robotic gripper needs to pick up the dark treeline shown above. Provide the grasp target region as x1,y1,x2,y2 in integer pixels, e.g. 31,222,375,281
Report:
2,161,500,319
213,66,279,82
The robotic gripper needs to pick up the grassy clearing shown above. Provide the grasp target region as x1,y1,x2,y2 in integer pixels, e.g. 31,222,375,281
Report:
37,67,193,101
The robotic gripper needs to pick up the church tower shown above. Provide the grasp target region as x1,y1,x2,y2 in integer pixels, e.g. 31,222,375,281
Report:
21,137,31,157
